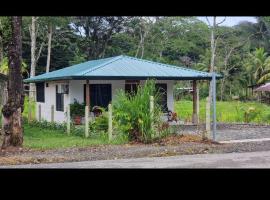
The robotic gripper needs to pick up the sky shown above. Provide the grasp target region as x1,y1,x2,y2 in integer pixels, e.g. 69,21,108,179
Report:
197,17,257,26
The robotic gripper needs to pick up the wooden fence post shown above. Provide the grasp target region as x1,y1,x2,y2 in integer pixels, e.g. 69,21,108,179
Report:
85,106,89,138
150,96,154,130
51,105,54,122
67,105,70,135
28,99,32,122
38,104,41,121
108,103,112,141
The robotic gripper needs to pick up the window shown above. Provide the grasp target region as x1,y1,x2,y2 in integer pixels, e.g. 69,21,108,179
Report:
56,85,64,111
125,80,139,95
84,84,112,109
36,82,45,102
155,83,167,112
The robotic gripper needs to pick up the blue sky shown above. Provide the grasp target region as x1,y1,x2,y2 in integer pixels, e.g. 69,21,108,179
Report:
197,17,257,26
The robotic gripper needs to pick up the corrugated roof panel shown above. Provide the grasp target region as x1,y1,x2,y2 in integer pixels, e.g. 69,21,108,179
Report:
24,55,221,83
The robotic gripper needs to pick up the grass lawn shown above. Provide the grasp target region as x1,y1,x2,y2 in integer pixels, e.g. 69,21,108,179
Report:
175,100,270,124
22,124,128,150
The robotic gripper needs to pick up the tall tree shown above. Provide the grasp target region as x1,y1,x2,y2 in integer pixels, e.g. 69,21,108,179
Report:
44,17,70,73
205,16,225,138
1,16,24,149
29,16,46,99
73,16,130,59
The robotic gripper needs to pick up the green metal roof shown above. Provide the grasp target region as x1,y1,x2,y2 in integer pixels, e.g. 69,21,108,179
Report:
24,55,221,83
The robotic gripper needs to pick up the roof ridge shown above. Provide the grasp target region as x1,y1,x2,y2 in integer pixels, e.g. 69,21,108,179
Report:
122,55,211,75
80,55,124,75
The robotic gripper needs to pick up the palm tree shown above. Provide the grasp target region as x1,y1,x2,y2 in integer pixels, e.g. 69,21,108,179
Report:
246,48,270,84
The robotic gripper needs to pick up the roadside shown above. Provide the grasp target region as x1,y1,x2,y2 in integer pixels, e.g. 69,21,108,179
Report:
2,136,270,166
5,150,270,168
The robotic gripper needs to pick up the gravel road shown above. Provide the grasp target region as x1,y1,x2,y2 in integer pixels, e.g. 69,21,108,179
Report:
3,150,270,168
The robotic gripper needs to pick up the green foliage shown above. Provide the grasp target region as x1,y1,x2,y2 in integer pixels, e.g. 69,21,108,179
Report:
0,57,28,75
70,99,85,117
24,118,66,132
113,80,167,143
89,112,109,133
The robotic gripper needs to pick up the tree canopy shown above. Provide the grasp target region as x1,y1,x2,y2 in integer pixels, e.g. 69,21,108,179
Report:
1,16,270,101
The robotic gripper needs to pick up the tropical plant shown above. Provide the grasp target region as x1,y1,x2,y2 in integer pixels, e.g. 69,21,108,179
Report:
113,80,166,143
89,111,109,133
0,57,28,76
69,99,85,117
245,48,270,84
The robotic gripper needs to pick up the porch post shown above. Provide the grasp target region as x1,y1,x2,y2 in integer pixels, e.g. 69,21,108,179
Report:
86,80,90,108
192,80,199,124
85,80,90,138
212,72,217,141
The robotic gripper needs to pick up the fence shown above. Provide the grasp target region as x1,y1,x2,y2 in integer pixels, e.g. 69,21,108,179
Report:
31,96,155,141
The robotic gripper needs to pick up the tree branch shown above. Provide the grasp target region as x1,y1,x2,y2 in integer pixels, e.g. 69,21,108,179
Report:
216,17,226,26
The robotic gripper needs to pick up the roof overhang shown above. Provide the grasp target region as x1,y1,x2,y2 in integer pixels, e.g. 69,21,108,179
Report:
24,75,222,83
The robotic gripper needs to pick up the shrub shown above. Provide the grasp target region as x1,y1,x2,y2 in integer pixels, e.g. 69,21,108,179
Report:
113,79,167,143
243,106,260,123
70,99,85,117
24,118,66,132
89,111,109,133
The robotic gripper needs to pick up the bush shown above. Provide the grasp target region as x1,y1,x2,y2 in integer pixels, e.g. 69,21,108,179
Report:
70,99,85,117
243,107,260,123
113,80,167,143
89,111,109,133
24,118,66,132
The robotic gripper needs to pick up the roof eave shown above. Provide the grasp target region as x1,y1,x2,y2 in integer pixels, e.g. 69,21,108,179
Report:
24,75,221,83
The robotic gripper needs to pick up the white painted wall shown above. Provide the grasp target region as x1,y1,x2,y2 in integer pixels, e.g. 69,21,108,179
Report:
36,81,70,123
36,79,174,123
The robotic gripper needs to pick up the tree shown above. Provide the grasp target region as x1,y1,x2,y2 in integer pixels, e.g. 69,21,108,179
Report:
0,17,12,63
72,16,130,59
246,47,270,84
204,16,226,138
28,16,47,99
1,16,24,149
43,17,70,73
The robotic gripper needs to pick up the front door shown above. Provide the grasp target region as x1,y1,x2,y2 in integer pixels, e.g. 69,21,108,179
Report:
84,84,112,109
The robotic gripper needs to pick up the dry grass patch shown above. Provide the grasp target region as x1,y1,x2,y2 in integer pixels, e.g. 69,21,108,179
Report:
157,134,219,146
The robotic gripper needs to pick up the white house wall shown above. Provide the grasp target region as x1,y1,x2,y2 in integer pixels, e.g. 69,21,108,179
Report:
36,81,70,123
36,79,174,123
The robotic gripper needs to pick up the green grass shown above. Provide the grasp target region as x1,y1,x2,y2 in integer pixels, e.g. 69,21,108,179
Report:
23,124,128,150
175,100,270,124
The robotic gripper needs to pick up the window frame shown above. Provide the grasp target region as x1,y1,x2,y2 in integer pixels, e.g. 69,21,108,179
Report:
36,82,45,103
56,85,64,112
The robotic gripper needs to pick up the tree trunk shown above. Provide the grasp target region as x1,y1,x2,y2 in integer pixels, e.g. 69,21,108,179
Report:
46,23,52,73
206,17,216,139
1,16,24,149
29,17,37,100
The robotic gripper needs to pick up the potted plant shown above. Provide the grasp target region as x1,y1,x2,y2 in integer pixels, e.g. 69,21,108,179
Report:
70,99,85,125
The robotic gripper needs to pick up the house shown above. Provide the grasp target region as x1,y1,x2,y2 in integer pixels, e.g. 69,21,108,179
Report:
24,55,219,123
